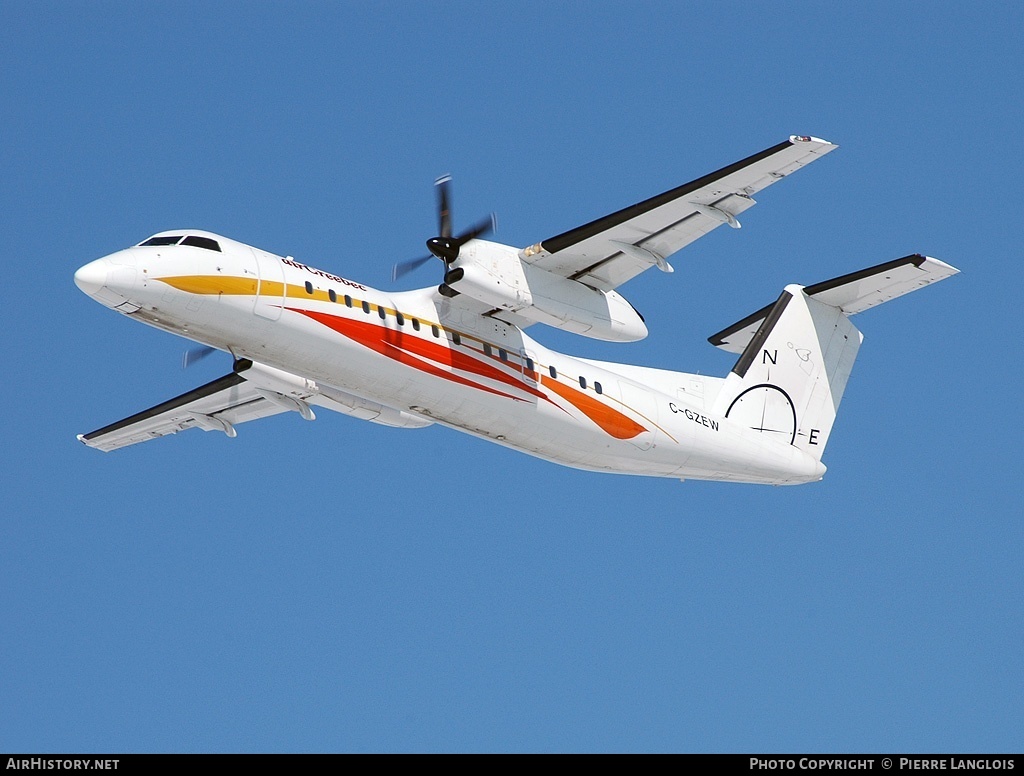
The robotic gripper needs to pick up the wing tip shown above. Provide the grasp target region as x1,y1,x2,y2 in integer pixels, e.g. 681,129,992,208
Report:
918,255,961,276
789,134,837,149
76,433,108,452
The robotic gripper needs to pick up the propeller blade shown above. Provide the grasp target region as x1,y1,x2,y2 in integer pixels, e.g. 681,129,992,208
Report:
435,175,452,239
182,345,215,369
392,254,434,282
455,212,497,246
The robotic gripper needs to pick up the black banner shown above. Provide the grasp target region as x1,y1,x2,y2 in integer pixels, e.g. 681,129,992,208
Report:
2,754,1021,763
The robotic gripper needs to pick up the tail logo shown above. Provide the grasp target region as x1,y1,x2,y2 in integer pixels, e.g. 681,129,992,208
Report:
724,383,797,444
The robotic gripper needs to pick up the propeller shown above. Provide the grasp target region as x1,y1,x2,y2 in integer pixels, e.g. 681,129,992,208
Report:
391,175,496,282
391,253,432,282
182,345,216,369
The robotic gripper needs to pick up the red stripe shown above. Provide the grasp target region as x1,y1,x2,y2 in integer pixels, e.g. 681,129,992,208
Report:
293,308,529,402
291,307,644,437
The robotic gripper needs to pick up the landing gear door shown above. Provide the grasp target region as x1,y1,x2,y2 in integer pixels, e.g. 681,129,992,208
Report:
252,248,285,320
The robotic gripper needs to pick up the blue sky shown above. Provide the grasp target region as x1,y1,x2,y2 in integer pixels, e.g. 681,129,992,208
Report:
2,1,1021,753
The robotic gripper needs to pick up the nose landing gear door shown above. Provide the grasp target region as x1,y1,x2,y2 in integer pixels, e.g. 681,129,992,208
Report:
251,248,286,320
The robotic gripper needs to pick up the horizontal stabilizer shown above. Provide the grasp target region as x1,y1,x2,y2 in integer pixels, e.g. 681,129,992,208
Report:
709,254,959,353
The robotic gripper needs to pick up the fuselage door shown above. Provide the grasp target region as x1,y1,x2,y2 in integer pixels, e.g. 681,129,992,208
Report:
252,248,285,320
521,349,539,386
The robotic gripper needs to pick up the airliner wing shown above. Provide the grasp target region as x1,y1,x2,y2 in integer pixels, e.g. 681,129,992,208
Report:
78,370,296,452
519,136,837,292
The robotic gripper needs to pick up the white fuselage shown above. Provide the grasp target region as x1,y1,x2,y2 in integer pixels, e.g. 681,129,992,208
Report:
75,232,826,484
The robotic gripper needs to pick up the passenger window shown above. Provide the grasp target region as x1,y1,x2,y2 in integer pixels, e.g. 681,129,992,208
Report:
483,343,492,357
378,306,387,320
595,381,603,395
344,294,353,308
525,357,534,373
579,376,587,389
412,319,421,331
452,332,461,345
362,300,371,314
549,366,557,379
499,348,508,361
329,289,337,303
432,325,440,338
181,235,221,252
304,281,314,295
396,312,405,326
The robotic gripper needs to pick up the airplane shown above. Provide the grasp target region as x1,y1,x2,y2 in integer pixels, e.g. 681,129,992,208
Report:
74,135,958,485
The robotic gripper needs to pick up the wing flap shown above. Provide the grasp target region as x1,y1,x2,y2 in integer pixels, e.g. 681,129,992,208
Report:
709,255,961,353
78,371,290,452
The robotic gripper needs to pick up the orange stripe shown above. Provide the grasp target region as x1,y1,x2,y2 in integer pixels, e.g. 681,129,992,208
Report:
541,376,647,440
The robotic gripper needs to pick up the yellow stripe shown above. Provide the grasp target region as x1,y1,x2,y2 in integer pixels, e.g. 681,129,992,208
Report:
157,275,346,303
158,274,451,327
158,275,259,295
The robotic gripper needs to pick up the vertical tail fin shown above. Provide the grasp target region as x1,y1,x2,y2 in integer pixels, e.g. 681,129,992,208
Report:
709,255,959,460
711,287,861,459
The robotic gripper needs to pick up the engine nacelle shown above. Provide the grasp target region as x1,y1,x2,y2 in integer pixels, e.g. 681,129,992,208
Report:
445,240,648,342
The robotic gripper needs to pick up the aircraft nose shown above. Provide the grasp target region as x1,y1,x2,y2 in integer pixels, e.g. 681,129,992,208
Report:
74,258,108,297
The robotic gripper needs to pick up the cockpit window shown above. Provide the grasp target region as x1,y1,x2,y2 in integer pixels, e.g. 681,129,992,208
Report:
138,234,221,251
181,235,221,252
